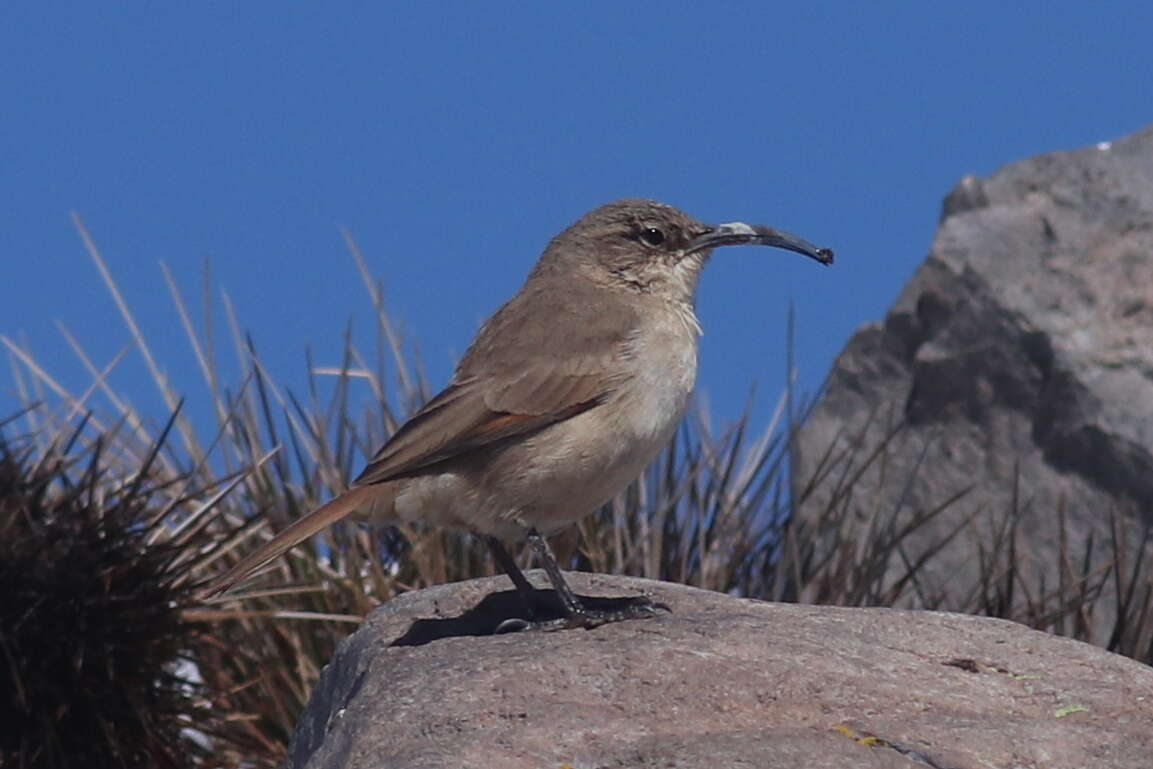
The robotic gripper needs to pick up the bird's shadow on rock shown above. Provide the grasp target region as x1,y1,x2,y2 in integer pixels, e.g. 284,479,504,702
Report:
389,589,641,647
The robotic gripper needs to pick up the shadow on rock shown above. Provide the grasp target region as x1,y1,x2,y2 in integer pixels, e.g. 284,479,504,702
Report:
390,589,650,646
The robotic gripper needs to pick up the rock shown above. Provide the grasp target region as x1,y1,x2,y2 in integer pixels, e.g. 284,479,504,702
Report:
792,124,1153,633
289,573,1152,769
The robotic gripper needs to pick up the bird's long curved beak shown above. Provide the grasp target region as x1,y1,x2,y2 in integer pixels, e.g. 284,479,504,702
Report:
688,222,834,265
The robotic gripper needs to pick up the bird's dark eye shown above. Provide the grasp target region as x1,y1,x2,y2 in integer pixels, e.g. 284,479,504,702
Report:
639,227,665,247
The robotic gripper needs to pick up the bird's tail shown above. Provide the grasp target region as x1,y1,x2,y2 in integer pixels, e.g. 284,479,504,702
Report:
196,484,388,601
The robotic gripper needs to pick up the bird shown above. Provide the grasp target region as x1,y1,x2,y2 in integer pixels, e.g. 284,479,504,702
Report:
198,198,833,631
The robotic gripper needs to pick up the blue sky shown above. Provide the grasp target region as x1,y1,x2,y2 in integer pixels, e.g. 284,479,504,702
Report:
3,3,1151,440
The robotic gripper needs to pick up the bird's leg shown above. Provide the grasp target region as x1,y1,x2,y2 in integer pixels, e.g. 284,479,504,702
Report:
487,533,584,632
526,528,594,616
525,528,668,631
488,530,668,632
485,536,543,621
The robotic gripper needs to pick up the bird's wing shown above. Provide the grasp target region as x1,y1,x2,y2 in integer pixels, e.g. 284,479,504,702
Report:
355,279,640,484
353,358,622,486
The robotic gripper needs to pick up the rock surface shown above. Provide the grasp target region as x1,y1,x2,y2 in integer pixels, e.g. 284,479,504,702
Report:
289,572,1152,769
793,124,1153,630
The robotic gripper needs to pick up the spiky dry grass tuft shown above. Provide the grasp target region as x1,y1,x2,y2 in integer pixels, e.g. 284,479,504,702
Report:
0,413,215,769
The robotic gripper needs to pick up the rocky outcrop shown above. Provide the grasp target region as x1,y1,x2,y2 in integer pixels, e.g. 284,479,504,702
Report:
289,572,1152,769
793,125,1153,631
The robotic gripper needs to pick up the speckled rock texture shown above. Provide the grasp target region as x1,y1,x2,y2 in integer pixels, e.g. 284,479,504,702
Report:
793,124,1153,635
288,572,1152,769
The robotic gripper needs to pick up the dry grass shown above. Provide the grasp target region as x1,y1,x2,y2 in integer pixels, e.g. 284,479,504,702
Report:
3,220,1150,766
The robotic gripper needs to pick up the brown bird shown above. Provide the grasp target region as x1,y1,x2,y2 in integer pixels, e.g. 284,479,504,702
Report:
198,198,832,630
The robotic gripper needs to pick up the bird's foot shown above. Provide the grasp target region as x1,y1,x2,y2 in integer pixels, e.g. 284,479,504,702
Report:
494,595,670,633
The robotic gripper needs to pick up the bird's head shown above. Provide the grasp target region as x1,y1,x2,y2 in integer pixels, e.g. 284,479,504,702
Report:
535,198,832,303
